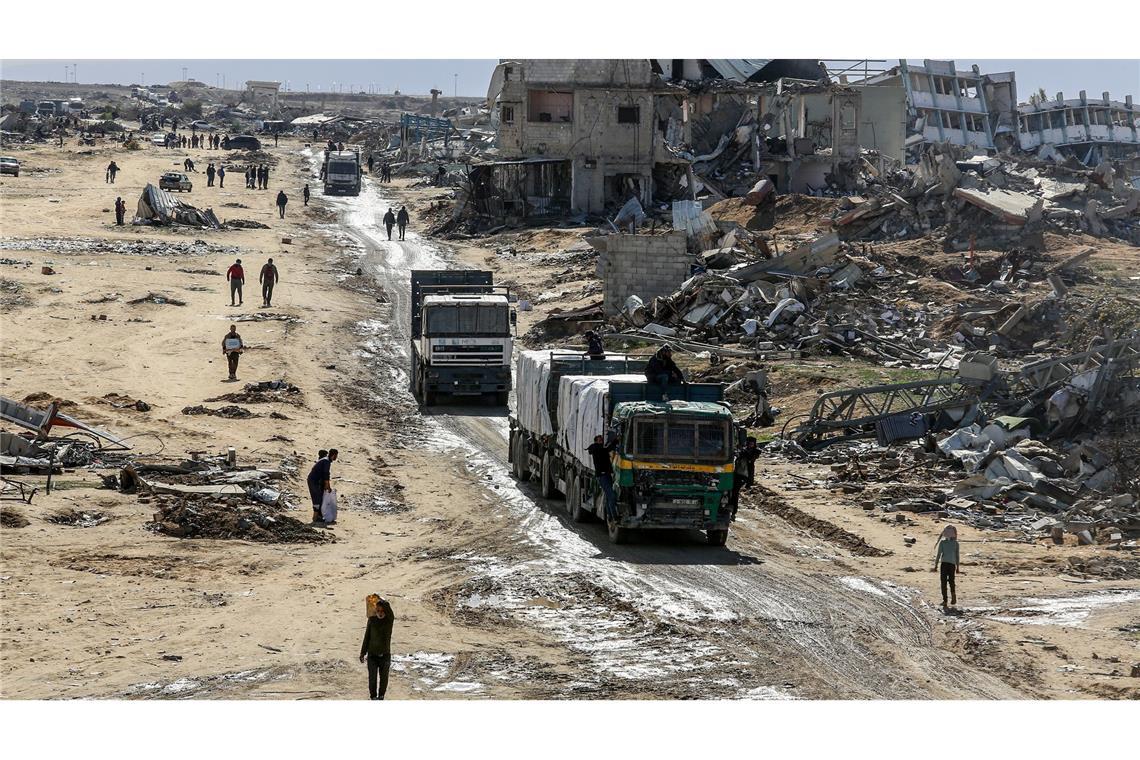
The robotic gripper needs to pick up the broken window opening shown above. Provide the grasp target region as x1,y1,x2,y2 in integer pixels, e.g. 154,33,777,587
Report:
527,90,573,123
617,105,640,124
501,105,514,124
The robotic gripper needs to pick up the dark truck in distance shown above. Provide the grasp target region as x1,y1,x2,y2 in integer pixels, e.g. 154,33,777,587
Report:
509,350,739,545
409,270,514,405
322,150,362,196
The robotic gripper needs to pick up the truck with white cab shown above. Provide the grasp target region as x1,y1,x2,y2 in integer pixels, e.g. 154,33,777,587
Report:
410,270,514,406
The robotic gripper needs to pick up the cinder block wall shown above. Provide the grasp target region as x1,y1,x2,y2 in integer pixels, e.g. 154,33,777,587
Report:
601,232,690,316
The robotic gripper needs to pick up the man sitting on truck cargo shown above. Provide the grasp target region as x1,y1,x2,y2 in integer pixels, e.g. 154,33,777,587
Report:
587,434,619,521
645,345,684,387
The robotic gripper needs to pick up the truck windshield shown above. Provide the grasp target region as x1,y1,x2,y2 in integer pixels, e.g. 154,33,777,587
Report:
328,162,357,175
632,417,730,461
425,304,509,336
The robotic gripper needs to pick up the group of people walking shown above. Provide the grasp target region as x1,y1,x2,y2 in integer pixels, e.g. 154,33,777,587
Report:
383,206,410,241
225,257,280,308
245,164,272,189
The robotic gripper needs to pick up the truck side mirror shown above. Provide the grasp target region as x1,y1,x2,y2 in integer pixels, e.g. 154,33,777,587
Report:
510,310,517,326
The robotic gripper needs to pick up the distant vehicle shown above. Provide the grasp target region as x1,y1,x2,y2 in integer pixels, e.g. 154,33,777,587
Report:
0,157,19,177
150,132,168,147
36,101,57,117
159,172,193,192
189,120,215,131
224,134,261,151
322,150,362,196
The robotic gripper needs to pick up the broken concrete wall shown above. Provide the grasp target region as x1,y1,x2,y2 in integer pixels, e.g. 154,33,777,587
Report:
600,232,689,316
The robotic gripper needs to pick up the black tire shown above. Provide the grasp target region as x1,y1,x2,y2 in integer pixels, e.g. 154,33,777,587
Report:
508,430,519,477
496,391,509,406
541,451,558,499
514,435,531,481
571,485,591,523
707,529,729,547
607,517,629,544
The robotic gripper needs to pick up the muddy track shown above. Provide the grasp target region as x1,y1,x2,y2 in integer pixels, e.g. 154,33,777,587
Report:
318,162,1025,699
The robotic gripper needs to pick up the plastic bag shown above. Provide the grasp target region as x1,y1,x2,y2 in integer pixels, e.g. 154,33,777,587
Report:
321,489,338,524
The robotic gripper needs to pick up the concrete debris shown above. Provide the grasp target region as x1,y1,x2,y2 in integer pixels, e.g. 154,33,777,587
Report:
134,184,221,229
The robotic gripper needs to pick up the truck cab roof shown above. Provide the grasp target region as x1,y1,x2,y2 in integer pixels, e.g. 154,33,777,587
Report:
423,294,509,305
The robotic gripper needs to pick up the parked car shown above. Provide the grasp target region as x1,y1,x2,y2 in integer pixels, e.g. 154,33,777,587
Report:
159,172,193,192
150,132,168,147
224,134,261,151
0,156,19,177
189,120,215,131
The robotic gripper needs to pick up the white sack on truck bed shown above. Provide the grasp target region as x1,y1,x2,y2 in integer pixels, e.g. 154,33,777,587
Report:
516,350,581,437
556,374,645,470
515,350,643,437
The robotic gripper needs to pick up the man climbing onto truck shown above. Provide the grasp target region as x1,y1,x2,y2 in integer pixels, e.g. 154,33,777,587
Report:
586,433,618,521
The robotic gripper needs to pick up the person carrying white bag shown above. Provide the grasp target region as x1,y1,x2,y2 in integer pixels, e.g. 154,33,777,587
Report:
306,448,339,525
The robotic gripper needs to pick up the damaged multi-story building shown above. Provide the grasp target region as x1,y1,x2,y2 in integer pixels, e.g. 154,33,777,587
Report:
865,60,1139,165
476,59,690,218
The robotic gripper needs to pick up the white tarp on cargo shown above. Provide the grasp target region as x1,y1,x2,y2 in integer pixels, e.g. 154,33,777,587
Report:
515,350,645,437
556,374,644,470
515,350,585,437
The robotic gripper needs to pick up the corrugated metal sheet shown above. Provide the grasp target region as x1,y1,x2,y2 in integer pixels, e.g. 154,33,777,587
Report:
704,59,770,82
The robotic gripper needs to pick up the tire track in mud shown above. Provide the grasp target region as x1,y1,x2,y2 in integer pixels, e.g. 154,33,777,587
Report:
314,158,1023,699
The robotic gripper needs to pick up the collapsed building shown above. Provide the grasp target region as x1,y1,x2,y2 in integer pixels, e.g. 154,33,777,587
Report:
864,60,1140,167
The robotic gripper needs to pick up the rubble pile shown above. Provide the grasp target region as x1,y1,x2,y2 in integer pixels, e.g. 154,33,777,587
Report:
146,494,330,543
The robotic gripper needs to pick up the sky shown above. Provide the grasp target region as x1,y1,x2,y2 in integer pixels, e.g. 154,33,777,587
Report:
2,59,1137,103
0,60,499,97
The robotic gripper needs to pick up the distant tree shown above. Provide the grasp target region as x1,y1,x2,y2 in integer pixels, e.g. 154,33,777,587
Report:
1028,87,1048,106
182,100,203,119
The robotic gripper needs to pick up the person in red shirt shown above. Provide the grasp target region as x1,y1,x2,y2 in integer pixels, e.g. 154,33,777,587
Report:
226,259,245,306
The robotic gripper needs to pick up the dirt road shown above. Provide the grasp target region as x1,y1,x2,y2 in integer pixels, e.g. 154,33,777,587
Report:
322,161,1023,699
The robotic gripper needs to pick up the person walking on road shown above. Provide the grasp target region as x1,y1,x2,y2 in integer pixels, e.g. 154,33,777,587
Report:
114,197,126,226
217,165,226,188
396,206,409,241
276,190,288,219
587,434,619,521
303,184,310,206
383,208,396,241
259,258,279,307
221,324,244,381
307,449,338,523
226,258,245,306
367,154,374,174
934,526,962,610
360,595,395,700
106,160,119,183
206,162,216,187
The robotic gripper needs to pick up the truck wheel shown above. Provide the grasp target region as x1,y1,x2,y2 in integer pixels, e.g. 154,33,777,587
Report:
707,529,729,547
606,517,629,544
541,451,559,499
514,435,531,481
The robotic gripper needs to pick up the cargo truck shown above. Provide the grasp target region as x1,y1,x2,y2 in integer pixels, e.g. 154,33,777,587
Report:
323,150,362,196
410,270,514,405
508,350,739,546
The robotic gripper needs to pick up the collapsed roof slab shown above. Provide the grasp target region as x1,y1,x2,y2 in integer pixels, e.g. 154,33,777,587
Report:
953,187,1040,225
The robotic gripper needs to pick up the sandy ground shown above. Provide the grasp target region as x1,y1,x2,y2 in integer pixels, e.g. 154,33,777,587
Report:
2,137,1137,700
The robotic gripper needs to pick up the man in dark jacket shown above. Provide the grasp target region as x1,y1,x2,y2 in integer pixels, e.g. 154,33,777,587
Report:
586,434,618,520
275,190,288,219
396,206,410,240
383,208,396,241
307,448,338,523
645,345,684,386
359,596,395,700
302,184,310,206
585,330,605,360
217,165,225,188
221,324,244,381
731,437,760,520
259,257,279,307
114,197,126,226
206,163,216,186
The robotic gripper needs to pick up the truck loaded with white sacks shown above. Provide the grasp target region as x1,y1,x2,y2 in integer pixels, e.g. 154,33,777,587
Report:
507,350,740,545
